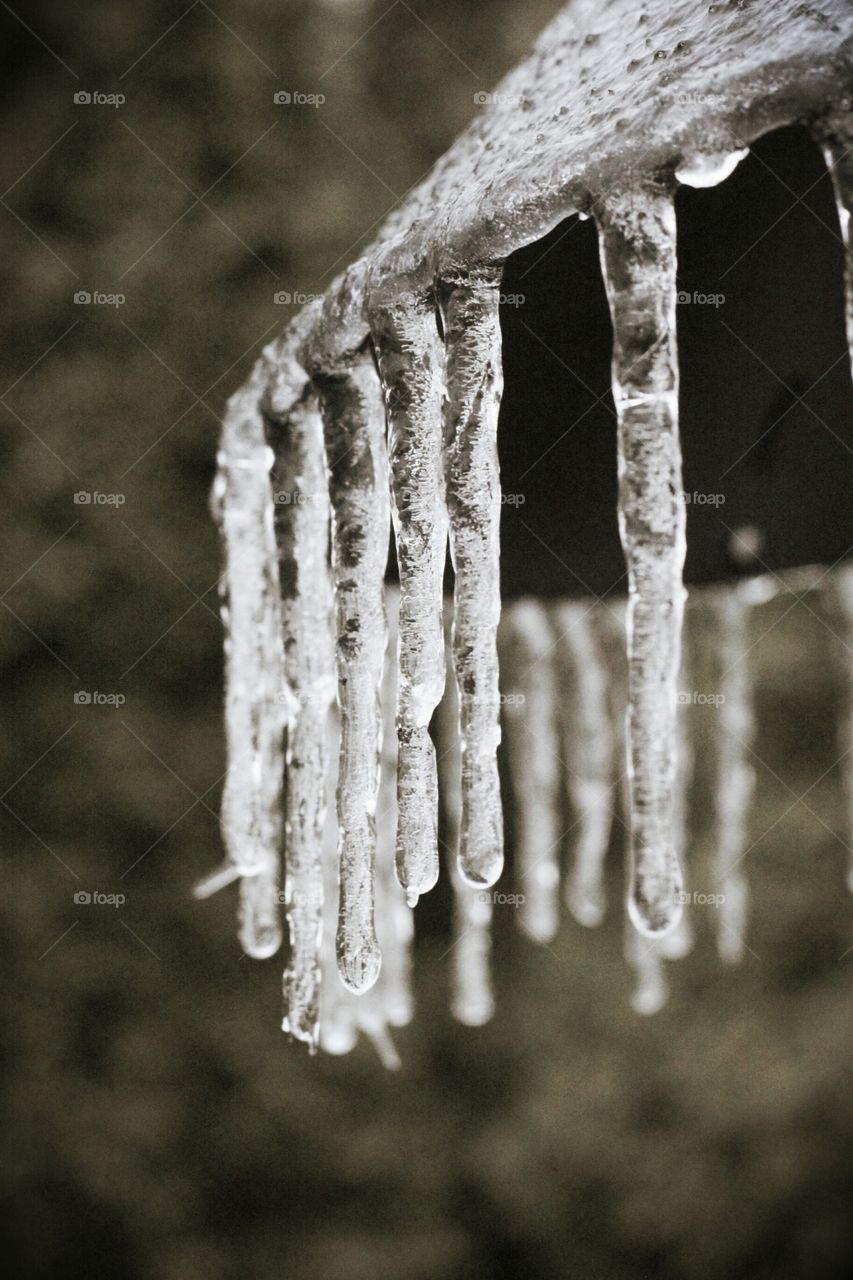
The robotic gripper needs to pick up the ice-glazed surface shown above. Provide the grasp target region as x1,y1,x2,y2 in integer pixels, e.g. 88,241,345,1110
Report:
372,298,448,907
443,274,505,890
268,396,336,1048
317,357,390,994
598,187,686,938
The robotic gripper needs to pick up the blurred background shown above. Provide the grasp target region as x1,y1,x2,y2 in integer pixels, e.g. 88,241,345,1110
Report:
1,1,852,1276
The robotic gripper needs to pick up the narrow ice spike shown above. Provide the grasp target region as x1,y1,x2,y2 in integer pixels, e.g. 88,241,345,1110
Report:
598,186,686,938
501,600,562,944
438,607,494,1027
316,356,389,994
215,374,286,962
216,376,287,886
374,589,414,1028
656,655,694,960
266,394,335,1047
816,113,853,381
371,296,448,905
836,564,853,893
192,862,243,900
442,272,505,889
553,601,616,928
711,589,755,963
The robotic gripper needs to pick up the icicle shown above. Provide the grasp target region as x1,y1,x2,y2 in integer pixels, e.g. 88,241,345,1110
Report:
500,600,562,944
710,589,755,964
266,394,336,1048
374,588,415,1029
438,604,494,1027
442,272,504,890
553,601,616,928
625,914,669,1015
817,113,853,381
598,187,686,938
215,372,287,958
656,651,694,960
837,563,853,893
316,356,389,994
318,708,358,1057
318,592,411,1066
371,296,448,906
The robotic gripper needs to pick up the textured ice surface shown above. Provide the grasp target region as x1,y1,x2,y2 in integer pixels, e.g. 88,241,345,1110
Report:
373,299,447,907
268,395,336,1048
317,356,389,994
443,274,504,890
598,187,686,938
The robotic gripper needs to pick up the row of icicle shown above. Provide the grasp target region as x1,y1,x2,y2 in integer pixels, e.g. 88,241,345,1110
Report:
199,129,852,1062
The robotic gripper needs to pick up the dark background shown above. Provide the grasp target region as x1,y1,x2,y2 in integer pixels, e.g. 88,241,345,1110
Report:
1,2,852,1277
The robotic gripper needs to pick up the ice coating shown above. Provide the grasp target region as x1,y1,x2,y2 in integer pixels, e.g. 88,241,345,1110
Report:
553,601,617,929
712,589,754,964
216,377,287,888
818,114,853,382
438,609,494,1027
625,914,669,1016
656,682,694,962
372,297,448,906
374,590,415,1030
500,600,562,944
266,395,335,1048
316,356,389,993
442,272,505,888
598,186,686,938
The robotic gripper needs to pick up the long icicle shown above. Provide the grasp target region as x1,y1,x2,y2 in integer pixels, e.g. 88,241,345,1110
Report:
711,587,755,963
316,355,389,994
374,587,415,1032
500,600,562,944
266,393,335,1048
442,271,504,889
438,602,494,1027
817,112,853,381
215,371,287,958
372,296,448,906
553,601,616,928
598,185,686,938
